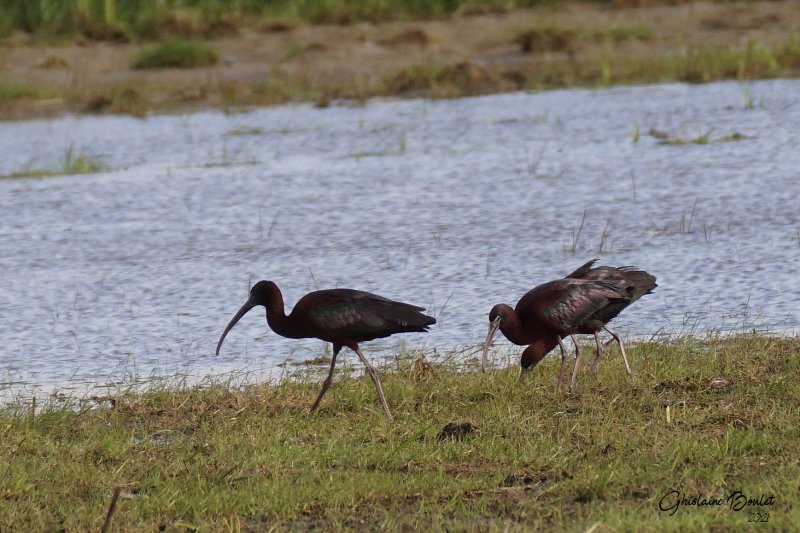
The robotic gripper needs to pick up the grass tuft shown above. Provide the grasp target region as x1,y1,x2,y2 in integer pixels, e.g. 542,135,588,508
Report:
515,23,651,54
132,39,217,69
0,83,61,102
516,26,576,54
81,82,149,116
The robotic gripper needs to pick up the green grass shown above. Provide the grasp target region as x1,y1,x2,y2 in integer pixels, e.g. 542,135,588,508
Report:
0,83,61,103
0,0,559,41
1,334,798,530
132,39,217,69
553,39,798,88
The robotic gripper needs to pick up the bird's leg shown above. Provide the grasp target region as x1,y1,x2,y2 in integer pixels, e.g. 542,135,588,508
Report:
353,346,394,420
310,346,340,413
590,330,604,375
569,335,581,393
556,337,569,394
603,326,633,377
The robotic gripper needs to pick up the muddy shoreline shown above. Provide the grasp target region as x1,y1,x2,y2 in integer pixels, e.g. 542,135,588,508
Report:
2,1,799,120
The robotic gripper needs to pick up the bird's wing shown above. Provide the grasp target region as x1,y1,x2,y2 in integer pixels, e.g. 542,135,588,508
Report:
304,290,433,340
540,279,629,330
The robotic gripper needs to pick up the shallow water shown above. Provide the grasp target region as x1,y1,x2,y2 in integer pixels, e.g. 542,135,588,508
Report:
2,79,799,399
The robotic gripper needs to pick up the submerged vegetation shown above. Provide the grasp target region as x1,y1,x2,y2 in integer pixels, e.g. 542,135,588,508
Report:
1,335,798,530
0,144,106,179
646,129,751,146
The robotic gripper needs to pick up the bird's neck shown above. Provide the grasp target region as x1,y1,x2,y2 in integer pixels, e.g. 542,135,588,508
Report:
500,310,533,346
520,335,560,369
264,295,307,339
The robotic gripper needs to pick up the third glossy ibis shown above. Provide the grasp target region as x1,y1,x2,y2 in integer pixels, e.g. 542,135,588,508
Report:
216,281,435,419
482,276,631,392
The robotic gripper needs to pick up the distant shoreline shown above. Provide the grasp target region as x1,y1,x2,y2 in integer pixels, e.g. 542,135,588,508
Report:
2,0,799,121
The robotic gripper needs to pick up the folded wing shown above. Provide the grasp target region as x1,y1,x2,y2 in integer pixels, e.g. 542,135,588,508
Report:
302,289,436,341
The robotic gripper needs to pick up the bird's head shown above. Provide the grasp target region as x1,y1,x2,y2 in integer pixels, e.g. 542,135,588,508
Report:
249,280,279,307
481,304,514,372
519,337,558,375
215,280,281,356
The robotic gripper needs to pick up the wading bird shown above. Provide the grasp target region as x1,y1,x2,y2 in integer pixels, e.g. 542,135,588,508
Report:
482,276,631,392
216,281,435,419
563,259,657,387
482,260,656,392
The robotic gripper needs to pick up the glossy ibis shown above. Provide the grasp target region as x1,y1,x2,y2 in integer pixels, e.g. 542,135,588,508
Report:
216,281,435,419
563,259,657,387
482,276,631,392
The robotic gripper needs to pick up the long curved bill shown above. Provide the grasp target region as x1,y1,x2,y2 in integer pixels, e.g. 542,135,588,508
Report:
481,317,501,373
215,296,255,356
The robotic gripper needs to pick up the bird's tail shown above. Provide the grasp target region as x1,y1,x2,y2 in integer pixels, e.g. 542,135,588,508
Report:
383,301,437,332
563,258,598,279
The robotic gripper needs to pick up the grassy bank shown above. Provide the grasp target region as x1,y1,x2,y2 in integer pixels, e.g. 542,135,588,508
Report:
1,334,798,530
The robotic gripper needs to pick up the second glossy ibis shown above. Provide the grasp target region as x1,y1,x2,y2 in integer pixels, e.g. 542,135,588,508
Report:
216,281,436,419
482,276,631,392
562,259,657,388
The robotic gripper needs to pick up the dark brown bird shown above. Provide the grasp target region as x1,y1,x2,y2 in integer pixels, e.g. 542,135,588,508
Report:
482,276,631,392
562,259,657,387
216,281,436,419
